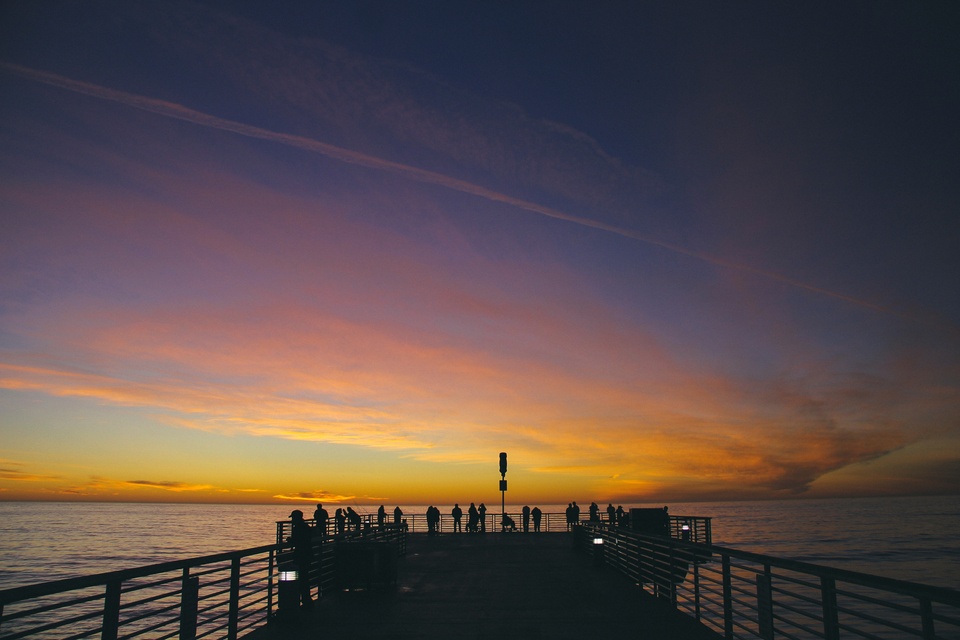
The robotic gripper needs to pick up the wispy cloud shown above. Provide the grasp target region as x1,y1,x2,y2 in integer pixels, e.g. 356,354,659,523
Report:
274,490,357,503
124,479,214,492
0,465,60,482
0,61,927,325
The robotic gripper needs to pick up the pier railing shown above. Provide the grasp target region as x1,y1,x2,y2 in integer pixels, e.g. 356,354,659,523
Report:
577,523,960,640
0,525,407,640
275,510,712,543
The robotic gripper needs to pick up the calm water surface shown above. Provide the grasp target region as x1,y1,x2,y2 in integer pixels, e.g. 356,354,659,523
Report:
0,495,957,591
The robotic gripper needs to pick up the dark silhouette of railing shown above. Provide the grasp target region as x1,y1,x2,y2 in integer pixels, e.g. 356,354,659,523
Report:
577,523,960,640
275,510,712,542
0,526,406,640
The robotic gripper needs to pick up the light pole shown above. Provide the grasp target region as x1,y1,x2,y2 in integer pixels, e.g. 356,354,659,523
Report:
499,452,507,528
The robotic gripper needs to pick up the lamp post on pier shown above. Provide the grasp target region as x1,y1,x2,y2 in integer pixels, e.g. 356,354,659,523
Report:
499,452,507,527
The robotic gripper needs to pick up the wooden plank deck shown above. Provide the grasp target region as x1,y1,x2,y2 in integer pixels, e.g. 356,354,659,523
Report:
244,532,721,639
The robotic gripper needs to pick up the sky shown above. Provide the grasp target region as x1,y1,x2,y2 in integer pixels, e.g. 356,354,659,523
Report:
1,1,959,507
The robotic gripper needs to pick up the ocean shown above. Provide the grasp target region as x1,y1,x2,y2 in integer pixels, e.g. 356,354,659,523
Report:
0,495,958,592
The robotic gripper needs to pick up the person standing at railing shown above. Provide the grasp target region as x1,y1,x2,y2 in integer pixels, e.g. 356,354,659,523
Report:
607,503,616,526
335,508,346,535
377,505,386,529
452,503,463,532
479,503,487,532
313,503,329,539
393,505,403,525
590,502,600,522
467,502,479,532
426,505,438,535
522,505,530,532
616,505,625,526
287,510,314,609
531,506,542,532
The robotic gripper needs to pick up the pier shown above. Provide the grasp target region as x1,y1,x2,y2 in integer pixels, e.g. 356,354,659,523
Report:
246,532,719,640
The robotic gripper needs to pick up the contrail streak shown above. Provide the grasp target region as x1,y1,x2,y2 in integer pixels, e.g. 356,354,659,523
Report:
0,62,930,324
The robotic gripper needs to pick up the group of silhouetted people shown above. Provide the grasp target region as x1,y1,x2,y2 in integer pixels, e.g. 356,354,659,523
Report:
587,501,627,526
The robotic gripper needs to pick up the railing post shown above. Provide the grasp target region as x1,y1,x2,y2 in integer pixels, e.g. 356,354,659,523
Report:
722,554,734,640
228,557,240,640
101,580,121,640
179,570,199,640
757,568,774,640
668,544,678,606
267,548,276,620
693,557,702,621
821,576,840,640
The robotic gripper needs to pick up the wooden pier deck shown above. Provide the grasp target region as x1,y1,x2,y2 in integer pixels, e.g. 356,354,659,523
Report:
244,532,721,640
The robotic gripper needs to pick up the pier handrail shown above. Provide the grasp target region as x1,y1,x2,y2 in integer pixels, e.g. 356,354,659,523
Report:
578,522,960,640
0,544,276,605
0,525,407,640
275,511,712,544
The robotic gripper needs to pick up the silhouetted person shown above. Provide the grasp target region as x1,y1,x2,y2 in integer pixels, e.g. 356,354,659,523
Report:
531,506,542,532
313,503,328,539
287,510,313,608
394,506,403,524
378,504,386,528
590,502,600,522
607,503,616,525
426,505,438,535
468,502,479,532
346,507,361,531
572,502,580,526
452,503,463,532
501,513,516,532
522,505,530,532
565,503,573,530
616,505,625,525
335,508,345,535
479,503,487,532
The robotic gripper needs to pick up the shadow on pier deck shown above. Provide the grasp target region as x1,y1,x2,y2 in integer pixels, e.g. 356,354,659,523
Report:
244,533,720,640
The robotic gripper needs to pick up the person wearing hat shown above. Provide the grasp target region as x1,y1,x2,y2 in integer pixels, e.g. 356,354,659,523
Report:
287,509,314,608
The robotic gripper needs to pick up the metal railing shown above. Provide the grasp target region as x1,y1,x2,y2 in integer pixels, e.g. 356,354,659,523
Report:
577,523,960,640
276,511,712,543
0,526,407,640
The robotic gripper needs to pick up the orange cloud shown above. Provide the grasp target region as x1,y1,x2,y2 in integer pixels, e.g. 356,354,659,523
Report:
0,466,60,482
124,480,215,492
273,491,358,504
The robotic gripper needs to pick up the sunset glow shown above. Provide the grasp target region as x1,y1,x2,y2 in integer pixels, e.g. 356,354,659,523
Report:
2,2,958,506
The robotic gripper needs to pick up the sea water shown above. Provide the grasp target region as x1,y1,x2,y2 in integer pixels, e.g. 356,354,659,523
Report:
0,495,957,591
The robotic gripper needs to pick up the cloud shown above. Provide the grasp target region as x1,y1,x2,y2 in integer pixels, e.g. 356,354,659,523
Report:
124,480,214,492
0,60,927,326
274,490,357,503
0,466,60,482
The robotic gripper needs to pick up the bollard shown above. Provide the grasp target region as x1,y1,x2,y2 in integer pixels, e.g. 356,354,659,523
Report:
277,565,299,619
593,537,605,567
